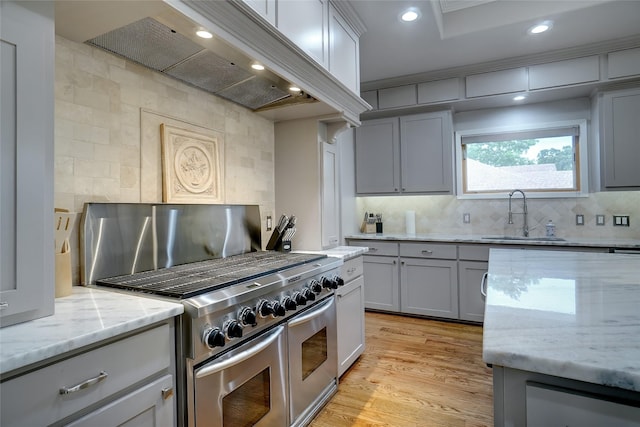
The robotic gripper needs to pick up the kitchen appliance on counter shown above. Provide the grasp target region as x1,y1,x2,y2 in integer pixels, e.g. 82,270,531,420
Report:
81,203,343,427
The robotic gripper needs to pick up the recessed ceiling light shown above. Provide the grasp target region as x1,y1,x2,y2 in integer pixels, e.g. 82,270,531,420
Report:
196,29,213,39
513,95,527,101
251,63,265,71
528,20,553,35
400,7,421,22
289,86,301,93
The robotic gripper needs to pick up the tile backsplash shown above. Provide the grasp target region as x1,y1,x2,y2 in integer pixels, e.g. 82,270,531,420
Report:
54,36,276,282
357,191,640,239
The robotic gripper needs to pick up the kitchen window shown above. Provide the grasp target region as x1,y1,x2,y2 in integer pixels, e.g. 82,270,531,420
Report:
455,120,588,198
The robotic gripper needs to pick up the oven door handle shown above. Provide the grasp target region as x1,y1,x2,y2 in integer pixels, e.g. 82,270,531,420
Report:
287,297,334,328
195,325,284,378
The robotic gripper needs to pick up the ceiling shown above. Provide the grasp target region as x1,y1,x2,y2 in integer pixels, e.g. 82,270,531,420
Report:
349,0,640,85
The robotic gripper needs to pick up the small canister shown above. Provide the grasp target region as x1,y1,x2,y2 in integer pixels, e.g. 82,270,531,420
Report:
545,220,556,237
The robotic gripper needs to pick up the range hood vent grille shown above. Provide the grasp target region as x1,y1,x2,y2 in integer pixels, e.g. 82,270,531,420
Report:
86,17,316,111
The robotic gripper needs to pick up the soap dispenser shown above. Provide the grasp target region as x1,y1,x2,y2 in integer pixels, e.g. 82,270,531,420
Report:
545,220,556,237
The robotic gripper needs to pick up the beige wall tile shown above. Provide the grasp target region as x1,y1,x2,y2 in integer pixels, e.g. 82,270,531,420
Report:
54,35,276,283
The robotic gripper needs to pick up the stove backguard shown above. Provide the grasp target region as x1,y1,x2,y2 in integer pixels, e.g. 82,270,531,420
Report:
81,203,262,285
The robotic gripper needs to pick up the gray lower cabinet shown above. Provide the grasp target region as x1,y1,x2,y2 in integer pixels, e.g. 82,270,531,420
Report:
400,257,458,318
458,261,488,322
0,322,176,427
362,254,400,312
336,256,365,377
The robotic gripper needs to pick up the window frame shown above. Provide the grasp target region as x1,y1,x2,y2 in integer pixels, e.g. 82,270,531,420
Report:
455,120,589,199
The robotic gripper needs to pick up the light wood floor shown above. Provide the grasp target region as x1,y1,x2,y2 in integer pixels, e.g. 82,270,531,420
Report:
311,312,494,427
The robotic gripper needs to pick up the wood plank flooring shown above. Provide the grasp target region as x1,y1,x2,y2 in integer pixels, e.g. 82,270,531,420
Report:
311,312,494,427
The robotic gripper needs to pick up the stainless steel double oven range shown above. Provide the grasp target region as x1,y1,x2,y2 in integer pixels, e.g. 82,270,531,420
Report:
82,203,343,427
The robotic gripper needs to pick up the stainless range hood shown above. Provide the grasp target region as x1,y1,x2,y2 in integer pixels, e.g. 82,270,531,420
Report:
55,0,369,123
85,15,317,111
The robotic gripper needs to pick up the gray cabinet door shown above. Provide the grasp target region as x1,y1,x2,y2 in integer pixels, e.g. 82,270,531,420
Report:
602,88,640,189
400,112,453,194
458,261,488,323
336,275,365,376
67,375,175,427
0,1,54,326
362,255,399,311
355,117,400,194
400,257,458,319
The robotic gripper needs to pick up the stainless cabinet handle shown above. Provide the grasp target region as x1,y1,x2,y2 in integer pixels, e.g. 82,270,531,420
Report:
421,250,433,255
59,371,108,395
347,267,356,274
0,302,8,310
368,247,378,252
480,272,488,297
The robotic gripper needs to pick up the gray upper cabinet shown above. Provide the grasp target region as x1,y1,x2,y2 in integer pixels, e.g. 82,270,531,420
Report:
355,117,400,194
0,1,55,327
355,111,453,195
600,88,640,189
400,112,453,193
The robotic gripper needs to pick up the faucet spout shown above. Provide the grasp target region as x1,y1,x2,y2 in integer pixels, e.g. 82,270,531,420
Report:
508,189,528,237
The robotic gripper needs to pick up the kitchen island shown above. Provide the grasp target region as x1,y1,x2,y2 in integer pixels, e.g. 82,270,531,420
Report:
483,249,640,426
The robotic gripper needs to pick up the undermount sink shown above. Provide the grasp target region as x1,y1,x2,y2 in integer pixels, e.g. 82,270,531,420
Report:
481,236,566,242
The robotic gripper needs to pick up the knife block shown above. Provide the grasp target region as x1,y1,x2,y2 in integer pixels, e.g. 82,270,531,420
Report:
55,241,72,298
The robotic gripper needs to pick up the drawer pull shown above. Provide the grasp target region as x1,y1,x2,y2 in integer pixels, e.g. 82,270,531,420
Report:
59,371,108,395
0,302,8,310
421,250,433,255
347,267,356,274
162,387,174,400
368,247,378,252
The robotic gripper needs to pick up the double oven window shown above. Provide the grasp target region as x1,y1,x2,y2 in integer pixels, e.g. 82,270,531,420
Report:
222,368,271,427
301,328,328,380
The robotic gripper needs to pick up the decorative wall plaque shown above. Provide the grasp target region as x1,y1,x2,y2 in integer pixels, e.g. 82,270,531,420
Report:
161,124,223,203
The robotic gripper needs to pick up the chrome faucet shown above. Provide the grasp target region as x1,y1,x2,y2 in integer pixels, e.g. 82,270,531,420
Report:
508,189,528,237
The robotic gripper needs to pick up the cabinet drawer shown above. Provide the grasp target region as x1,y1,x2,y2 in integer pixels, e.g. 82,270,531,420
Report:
348,240,398,256
458,245,490,261
1,323,171,427
399,242,456,259
340,256,363,283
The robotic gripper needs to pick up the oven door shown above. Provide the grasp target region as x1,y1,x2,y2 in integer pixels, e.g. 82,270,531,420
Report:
194,325,288,427
287,296,337,426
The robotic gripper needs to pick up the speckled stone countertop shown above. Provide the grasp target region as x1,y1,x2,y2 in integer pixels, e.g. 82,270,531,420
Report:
295,245,369,260
482,248,640,392
0,286,184,376
345,233,640,249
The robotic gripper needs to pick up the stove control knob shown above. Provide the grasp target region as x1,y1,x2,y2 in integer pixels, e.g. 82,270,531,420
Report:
321,276,338,290
239,307,257,326
293,291,307,306
272,302,287,317
224,320,243,339
309,279,322,294
257,300,275,318
282,296,297,311
302,287,315,301
203,327,226,349
334,276,345,287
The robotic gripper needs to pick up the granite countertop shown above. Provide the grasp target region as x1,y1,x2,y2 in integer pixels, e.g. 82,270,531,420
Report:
295,245,369,260
0,286,184,376
482,248,640,392
345,233,640,249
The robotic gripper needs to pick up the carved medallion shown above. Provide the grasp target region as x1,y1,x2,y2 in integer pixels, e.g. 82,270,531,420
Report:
161,124,223,203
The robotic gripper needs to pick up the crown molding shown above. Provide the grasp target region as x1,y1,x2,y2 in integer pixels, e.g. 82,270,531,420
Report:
361,35,640,92
330,0,367,37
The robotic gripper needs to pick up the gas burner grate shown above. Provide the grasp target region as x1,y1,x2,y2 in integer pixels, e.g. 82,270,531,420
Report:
96,252,326,299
